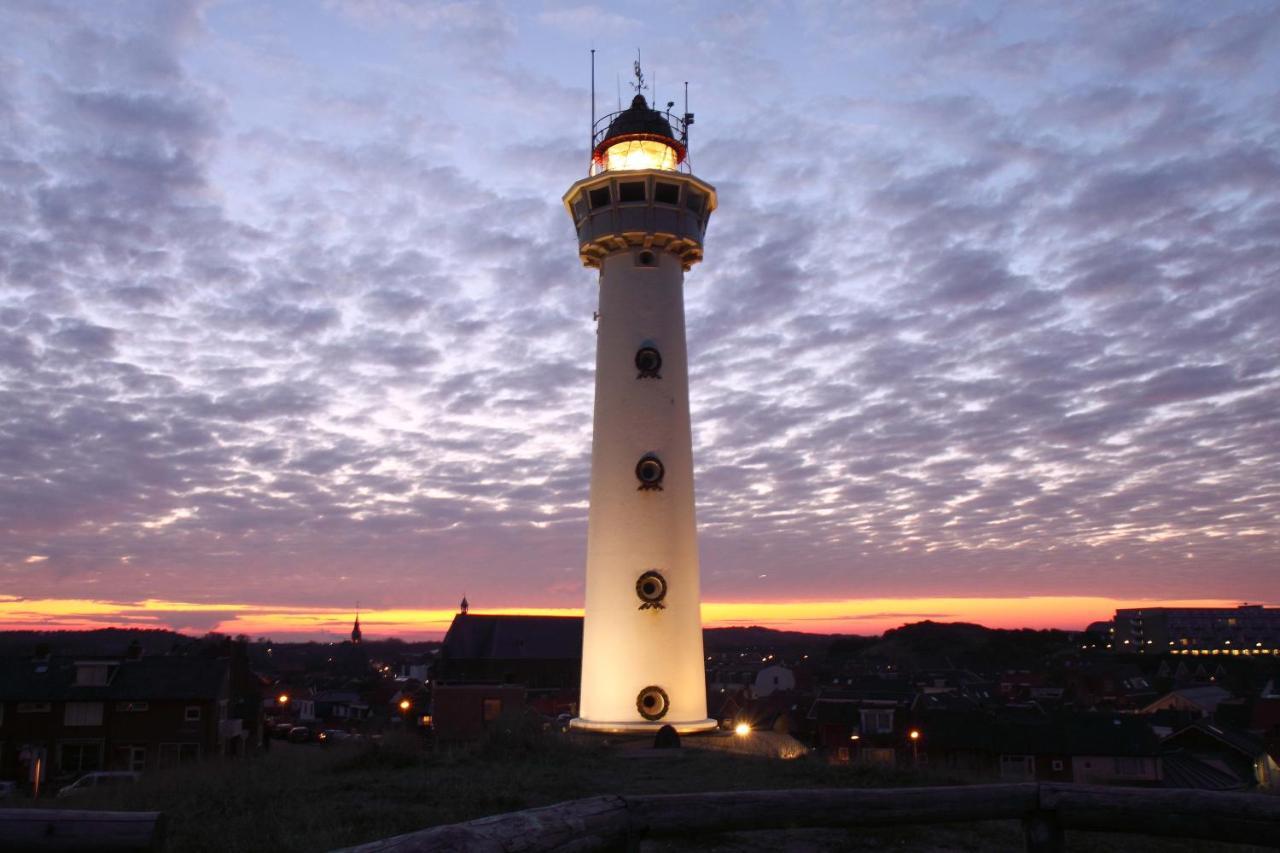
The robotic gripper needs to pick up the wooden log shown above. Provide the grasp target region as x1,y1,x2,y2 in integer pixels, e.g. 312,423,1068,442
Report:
331,795,632,853
1041,784,1280,849
624,784,1041,836
0,809,165,852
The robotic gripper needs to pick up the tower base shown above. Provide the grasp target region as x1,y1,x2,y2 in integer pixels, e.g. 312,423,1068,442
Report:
568,717,718,735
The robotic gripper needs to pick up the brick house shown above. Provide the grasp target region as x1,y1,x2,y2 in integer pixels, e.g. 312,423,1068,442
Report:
0,648,243,789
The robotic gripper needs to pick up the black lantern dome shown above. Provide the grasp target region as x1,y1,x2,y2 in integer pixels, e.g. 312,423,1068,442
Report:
592,94,686,172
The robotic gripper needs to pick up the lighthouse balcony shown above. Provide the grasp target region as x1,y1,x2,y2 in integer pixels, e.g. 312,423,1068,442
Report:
564,170,717,271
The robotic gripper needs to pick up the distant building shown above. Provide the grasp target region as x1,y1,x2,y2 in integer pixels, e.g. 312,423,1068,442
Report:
0,649,251,788
430,613,582,739
351,612,362,646
1113,605,1280,656
918,710,1163,785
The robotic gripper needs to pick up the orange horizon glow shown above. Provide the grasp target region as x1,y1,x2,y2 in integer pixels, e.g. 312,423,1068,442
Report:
0,594,1262,640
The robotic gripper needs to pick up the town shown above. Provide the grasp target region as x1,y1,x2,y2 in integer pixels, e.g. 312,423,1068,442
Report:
3,602,1278,806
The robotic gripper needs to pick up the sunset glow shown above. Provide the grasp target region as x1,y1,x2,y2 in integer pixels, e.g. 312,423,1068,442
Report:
0,595,1256,641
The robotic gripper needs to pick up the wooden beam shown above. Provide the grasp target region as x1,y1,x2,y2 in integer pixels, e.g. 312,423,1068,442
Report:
333,795,631,853
625,784,1039,835
1042,784,1280,849
0,809,165,852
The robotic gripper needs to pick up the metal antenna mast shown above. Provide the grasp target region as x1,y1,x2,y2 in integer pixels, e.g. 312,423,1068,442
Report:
590,49,596,157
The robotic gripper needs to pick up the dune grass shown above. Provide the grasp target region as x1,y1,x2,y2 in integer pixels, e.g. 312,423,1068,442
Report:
27,729,1271,853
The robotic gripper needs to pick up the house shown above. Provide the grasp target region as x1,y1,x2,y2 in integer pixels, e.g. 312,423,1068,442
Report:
753,664,796,698
915,709,1163,785
313,690,371,725
430,612,582,739
0,649,245,789
1162,720,1280,790
431,684,526,741
1142,685,1232,718
808,678,917,766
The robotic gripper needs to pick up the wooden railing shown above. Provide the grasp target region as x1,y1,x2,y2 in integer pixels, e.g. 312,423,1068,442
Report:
0,808,165,851
334,783,1280,853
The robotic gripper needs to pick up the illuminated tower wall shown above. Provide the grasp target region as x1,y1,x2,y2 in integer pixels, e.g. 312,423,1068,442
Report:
564,94,717,733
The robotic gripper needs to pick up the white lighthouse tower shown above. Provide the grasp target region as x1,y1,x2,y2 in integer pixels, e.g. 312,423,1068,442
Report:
564,63,717,734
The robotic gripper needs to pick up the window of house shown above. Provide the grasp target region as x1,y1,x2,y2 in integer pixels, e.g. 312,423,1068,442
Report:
185,706,202,722
999,754,1035,780
74,664,111,686
482,699,502,722
64,702,104,726
836,747,850,762
59,741,103,774
1051,759,1064,772
859,708,893,734
158,743,200,767
17,702,51,713
114,745,146,772
116,701,148,712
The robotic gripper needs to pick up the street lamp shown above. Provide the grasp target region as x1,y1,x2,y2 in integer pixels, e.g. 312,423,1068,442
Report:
277,694,289,705
734,722,751,736
398,699,411,712
909,729,920,765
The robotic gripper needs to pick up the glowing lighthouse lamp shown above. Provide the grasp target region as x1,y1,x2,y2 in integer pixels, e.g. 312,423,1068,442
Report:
564,58,717,733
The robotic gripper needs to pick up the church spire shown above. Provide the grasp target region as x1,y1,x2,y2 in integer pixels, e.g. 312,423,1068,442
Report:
351,605,362,645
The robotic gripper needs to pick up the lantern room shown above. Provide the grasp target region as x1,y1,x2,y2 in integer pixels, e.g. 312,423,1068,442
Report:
591,94,688,174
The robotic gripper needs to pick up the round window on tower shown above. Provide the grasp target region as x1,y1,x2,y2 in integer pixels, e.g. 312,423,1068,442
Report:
635,346,662,379
636,570,667,609
635,455,664,490
636,685,670,721
636,249,657,267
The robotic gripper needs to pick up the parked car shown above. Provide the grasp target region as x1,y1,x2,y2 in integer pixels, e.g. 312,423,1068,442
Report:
272,722,294,739
287,726,312,743
57,772,140,798
318,729,351,744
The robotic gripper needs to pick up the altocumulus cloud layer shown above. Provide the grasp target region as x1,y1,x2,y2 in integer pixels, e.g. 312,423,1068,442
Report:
0,0,1277,617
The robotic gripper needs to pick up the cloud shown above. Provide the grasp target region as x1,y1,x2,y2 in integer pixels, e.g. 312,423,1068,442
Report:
0,1,1275,622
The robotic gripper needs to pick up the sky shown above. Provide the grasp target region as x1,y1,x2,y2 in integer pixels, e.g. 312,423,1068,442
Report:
1,1,1278,640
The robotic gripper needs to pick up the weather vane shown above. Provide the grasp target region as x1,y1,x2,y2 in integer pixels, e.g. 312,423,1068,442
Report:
631,50,647,95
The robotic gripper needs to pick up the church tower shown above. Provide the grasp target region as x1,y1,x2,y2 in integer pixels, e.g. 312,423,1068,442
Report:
350,610,362,645
564,60,717,733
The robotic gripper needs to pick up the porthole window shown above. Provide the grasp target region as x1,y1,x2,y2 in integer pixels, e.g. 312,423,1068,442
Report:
588,186,611,209
636,570,667,609
636,249,657,267
636,685,670,721
619,182,646,203
654,182,679,205
635,346,662,379
636,455,664,490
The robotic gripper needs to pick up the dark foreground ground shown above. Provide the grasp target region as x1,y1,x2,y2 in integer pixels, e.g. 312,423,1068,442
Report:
13,729,1274,853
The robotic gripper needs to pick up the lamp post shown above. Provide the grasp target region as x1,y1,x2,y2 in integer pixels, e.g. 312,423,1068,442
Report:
909,729,920,765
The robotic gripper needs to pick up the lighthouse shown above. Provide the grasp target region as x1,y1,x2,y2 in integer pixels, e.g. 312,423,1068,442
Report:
564,63,717,734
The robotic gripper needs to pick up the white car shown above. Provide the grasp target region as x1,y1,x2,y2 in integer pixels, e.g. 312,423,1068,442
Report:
57,771,140,798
